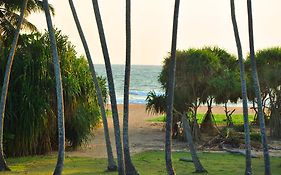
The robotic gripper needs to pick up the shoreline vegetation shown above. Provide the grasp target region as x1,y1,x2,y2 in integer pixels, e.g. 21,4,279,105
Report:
3,151,281,175
0,102,280,174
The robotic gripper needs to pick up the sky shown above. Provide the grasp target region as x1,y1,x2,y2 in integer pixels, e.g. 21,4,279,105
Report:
28,0,281,65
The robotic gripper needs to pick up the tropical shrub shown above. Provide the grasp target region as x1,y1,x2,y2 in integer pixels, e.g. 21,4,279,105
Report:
0,30,106,156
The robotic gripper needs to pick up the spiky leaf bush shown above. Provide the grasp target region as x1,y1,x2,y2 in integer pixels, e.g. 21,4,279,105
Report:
0,30,106,156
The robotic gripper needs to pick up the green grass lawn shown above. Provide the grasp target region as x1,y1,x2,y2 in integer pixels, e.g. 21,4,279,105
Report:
146,114,255,125
1,151,280,175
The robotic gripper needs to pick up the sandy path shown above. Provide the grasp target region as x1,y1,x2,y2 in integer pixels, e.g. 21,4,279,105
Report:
66,104,260,158
67,104,165,158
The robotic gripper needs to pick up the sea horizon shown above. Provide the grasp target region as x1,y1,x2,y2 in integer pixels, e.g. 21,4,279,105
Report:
95,64,252,107
94,64,164,104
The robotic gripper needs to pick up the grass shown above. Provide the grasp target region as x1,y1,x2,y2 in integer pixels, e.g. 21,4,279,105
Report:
146,113,255,125
1,151,280,175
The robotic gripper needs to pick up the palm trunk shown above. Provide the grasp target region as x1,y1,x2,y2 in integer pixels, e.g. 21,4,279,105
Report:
246,1,271,174
192,103,200,142
123,0,139,174
181,113,207,173
0,0,28,171
230,1,252,174
68,0,117,171
165,0,180,174
43,1,65,175
91,0,125,174
269,93,281,138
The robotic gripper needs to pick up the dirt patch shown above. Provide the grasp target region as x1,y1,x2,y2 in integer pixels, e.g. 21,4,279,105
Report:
66,104,281,158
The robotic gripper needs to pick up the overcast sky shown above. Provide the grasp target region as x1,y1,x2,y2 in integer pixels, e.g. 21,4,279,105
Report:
28,0,281,65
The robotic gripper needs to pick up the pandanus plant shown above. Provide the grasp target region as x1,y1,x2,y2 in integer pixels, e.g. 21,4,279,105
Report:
0,0,29,171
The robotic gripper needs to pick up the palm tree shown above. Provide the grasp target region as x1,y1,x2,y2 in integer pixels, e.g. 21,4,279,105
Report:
123,0,139,174
0,0,54,44
43,0,65,174
181,112,206,173
0,0,28,171
165,0,180,174
246,0,271,174
68,0,117,171
91,0,125,174
230,0,252,174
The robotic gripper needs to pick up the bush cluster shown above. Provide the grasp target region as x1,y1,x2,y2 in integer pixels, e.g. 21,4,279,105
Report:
0,30,106,156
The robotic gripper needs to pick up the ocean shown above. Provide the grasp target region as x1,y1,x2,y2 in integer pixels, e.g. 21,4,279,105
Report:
94,64,245,107
95,64,164,104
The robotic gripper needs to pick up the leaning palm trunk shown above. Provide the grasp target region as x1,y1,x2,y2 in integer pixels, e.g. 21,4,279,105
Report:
92,0,125,174
230,0,252,174
246,1,271,174
181,113,207,173
123,0,139,174
43,0,65,175
165,0,180,174
0,0,28,171
68,0,117,171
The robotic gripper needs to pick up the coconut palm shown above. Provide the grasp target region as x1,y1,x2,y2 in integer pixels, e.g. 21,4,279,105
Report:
230,0,252,174
91,0,125,174
0,0,54,44
165,0,180,174
43,0,65,174
123,0,139,174
246,0,271,174
0,0,28,171
68,0,117,171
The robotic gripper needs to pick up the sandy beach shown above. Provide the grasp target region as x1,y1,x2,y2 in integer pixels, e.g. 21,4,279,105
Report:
66,104,261,158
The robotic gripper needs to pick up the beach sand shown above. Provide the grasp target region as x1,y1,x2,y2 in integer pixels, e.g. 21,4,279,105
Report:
66,104,258,158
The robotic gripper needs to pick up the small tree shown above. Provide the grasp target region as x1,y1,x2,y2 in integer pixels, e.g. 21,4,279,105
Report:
159,49,220,140
206,47,241,127
254,47,281,138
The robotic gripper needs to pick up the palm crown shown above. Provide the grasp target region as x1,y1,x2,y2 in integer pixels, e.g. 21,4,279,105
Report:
0,0,54,44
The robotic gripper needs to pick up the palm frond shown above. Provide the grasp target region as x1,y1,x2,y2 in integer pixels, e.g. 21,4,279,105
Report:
3,10,37,32
1,0,54,16
146,90,166,114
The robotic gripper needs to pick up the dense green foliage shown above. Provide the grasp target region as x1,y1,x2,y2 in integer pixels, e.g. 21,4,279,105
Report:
2,151,280,174
0,30,106,156
147,46,281,139
158,48,240,113
146,91,166,114
204,47,241,105
159,49,220,111
149,48,242,140
246,47,281,138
